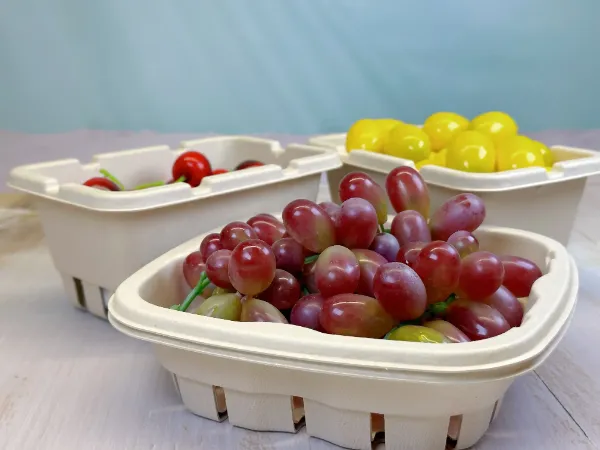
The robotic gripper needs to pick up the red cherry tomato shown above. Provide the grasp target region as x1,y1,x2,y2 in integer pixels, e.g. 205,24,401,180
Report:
235,160,264,170
212,168,228,175
83,177,120,191
172,151,212,187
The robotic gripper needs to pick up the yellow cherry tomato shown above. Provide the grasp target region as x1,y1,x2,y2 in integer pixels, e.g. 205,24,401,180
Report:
497,135,545,171
530,139,553,166
469,111,518,144
446,130,496,173
384,123,431,162
415,148,447,170
346,119,402,153
422,112,469,151
435,147,447,166
346,119,385,153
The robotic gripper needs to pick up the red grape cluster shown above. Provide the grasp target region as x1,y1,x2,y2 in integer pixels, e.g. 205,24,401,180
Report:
175,166,543,344
83,150,264,191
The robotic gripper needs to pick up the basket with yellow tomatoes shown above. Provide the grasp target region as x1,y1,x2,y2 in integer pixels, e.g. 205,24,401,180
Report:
311,112,600,245
343,112,554,173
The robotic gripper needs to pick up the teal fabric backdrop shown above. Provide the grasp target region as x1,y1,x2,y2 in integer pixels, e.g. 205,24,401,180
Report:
1,0,599,134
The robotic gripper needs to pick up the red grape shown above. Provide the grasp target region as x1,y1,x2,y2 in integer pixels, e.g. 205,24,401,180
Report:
228,239,276,296
446,300,511,341
206,249,234,289
373,262,427,321
315,246,360,298
220,221,258,250
412,241,461,304
290,294,325,331
396,241,426,267
352,249,388,296
247,214,285,245
385,166,430,217
318,201,341,222
338,172,388,225
479,286,524,327
282,200,336,253
182,251,206,288
423,320,471,343
258,269,301,310
390,210,431,246
240,298,288,323
272,237,305,274
83,177,120,191
499,256,543,297
172,151,212,187
370,232,401,263
457,251,504,300
200,233,224,261
335,198,378,248
447,230,479,258
302,261,319,293
430,193,486,241
320,294,396,338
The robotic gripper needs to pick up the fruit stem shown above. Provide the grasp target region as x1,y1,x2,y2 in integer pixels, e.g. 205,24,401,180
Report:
301,286,310,296
178,272,210,312
426,294,457,317
174,175,186,183
99,169,125,191
379,224,385,233
304,255,319,265
134,181,166,190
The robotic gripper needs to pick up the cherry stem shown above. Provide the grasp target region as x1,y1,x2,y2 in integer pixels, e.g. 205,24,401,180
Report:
99,169,125,191
134,181,166,190
178,272,210,312
304,255,319,265
302,286,310,296
174,175,186,183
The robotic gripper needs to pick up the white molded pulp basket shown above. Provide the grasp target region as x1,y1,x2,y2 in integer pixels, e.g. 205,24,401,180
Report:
309,133,600,246
8,136,341,319
108,216,578,450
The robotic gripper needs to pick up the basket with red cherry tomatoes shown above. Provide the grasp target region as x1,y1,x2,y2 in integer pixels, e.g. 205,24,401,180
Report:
171,166,542,344
83,150,265,191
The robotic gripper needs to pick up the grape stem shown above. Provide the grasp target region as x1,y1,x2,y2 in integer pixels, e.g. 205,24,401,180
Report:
301,286,310,296
426,294,457,317
379,224,386,233
304,255,319,264
99,169,126,191
177,272,210,312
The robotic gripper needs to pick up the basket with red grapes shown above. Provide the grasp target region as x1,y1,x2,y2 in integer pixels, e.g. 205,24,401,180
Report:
170,166,543,344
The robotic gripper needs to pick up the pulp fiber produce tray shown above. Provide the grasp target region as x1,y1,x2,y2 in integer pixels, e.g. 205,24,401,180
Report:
310,132,600,245
8,136,341,319
108,217,577,450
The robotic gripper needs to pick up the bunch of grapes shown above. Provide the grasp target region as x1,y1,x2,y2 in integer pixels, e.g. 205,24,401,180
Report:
173,166,543,344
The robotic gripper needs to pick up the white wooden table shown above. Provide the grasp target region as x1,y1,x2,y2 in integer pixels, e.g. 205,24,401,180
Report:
1,132,599,449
